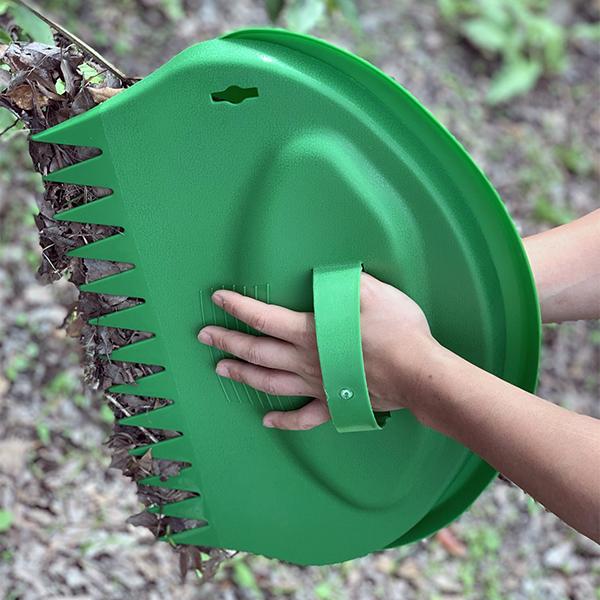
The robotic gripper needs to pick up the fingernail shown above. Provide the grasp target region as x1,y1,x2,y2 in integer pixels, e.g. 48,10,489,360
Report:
198,330,213,345
212,292,224,307
216,363,230,377
263,417,275,428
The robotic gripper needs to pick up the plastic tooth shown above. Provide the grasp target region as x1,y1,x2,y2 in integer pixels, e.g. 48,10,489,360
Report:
68,232,134,263
89,302,153,332
119,404,180,431
108,371,174,399
138,467,200,493
79,266,145,297
166,525,219,548
43,154,113,188
129,436,188,461
56,194,125,227
109,336,163,366
31,108,104,147
147,497,205,520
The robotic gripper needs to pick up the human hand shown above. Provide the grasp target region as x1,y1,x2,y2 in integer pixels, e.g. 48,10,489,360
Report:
198,272,437,430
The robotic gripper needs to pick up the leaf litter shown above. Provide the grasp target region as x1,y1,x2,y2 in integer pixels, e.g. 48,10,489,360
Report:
0,9,232,581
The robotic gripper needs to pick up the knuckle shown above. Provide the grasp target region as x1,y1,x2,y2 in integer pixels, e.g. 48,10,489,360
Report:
299,317,317,346
249,312,268,333
245,342,263,366
261,374,280,396
212,332,228,352
300,360,321,379
227,365,244,383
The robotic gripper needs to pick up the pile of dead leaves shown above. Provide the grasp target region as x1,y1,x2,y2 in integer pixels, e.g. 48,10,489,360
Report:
0,10,231,583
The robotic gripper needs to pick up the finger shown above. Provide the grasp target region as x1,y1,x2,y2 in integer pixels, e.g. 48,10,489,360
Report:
215,359,319,397
211,289,314,346
199,326,302,373
262,398,331,431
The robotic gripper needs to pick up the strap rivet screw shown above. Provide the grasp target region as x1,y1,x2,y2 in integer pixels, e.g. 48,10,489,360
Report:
339,388,354,400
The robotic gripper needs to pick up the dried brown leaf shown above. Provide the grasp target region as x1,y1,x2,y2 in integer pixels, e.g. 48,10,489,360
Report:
7,82,48,109
88,86,123,103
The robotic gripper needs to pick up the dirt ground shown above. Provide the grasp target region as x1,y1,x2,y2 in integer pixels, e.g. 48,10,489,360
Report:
0,1,599,598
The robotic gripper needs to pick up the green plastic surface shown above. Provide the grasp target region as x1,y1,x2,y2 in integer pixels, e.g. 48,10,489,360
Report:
313,263,382,433
32,27,540,565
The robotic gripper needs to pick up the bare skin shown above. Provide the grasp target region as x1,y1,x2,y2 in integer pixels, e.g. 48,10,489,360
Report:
198,209,600,542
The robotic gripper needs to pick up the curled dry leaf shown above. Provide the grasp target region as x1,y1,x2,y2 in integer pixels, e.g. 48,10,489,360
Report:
88,86,124,103
7,82,49,109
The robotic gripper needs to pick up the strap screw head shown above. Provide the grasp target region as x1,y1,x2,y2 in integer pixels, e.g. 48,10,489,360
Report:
339,388,354,400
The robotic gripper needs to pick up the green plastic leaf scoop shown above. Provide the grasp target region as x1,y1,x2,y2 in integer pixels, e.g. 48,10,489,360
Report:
32,28,540,565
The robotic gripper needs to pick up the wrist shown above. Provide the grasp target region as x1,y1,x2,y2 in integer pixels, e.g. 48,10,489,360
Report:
397,338,469,429
390,334,449,413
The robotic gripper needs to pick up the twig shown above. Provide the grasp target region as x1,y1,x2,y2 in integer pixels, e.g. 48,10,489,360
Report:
11,0,135,83
105,393,159,443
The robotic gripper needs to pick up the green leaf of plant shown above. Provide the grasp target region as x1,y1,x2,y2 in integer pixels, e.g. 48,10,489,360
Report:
36,422,50,445
232,560,258,590
533,197,574,226
77,62,105,85
437,0,458,22
315,581,334,599
462,18,507,53
286,0,325,33
160,0,185,21
0,106,15,128
478,0,509,27
265,0,285,21
572,22,600,42
55,78,66,95
8,3,54,45
0,510,14,533
330,0,360,34
0,27,10,43
486,60,542,104
100,404,114,423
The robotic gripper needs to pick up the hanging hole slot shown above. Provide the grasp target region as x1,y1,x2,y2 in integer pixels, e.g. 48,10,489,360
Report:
210,85,259,105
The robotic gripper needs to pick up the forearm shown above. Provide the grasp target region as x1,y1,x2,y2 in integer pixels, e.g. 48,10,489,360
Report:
523,209,600,323
407,342,600,541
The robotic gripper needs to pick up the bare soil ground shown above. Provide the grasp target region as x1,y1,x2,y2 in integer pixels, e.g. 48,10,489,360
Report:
0,1,599,598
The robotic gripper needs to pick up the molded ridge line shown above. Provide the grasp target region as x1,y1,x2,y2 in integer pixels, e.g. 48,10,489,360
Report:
68,231,135,263
43,153,115,188
109,336,164,366
118,404,181,431
89,302,154,332
128,435,188,460
79,266,145,296
108,370,174,399
139,467,200,493
56,193,126,227
147,496,206,520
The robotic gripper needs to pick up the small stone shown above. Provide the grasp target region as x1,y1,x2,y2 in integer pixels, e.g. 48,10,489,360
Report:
0,438,33,475
433,573,463,594
544,541,575,570
375,554,395,574
23,283,54,305
575,535,600,557
397,558,420,584
0,375,8,398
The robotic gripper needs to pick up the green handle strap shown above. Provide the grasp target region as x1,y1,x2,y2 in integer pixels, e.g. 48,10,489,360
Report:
312,263,388,433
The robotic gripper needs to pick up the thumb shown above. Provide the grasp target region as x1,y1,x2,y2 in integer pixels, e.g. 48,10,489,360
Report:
263,398,330,431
